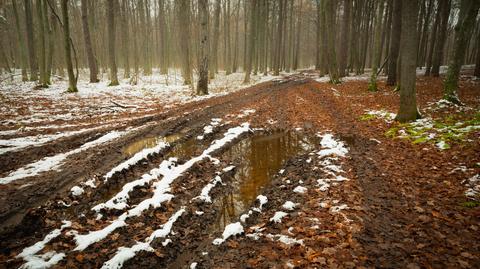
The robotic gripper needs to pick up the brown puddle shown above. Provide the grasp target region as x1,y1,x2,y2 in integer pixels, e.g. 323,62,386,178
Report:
123,133,182,156
214,130,318,230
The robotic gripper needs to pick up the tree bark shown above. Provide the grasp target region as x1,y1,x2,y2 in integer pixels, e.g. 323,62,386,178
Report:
81,0,99,82
396,0,420,122
12,0,28,81
369,0,385,91
210,0,221,78
339,0,351,77
386,0,401,86
197,0,208,95
61,0,77,92
443,0,479,102
243,0,257,83
431,0,451,77
324,0,339,83
107,0,119,85
37,0,48,87
24,0,38,81
177,0,192,85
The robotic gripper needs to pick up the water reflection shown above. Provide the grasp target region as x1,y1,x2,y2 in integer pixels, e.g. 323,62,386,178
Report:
214,130,317,230
123,133,182,156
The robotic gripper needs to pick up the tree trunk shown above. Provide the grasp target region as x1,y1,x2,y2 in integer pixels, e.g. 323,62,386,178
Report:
475,29,480,77
121,0,130,78
369,0,385,91
315,0,321,71
12,0,28,81
339,0,351,77
425,1,440,76
37,0,47,87
197,0,208,95
431,0,451,77
244,0,257,83
386,0,401,86
107,0,119,85
177,0,192,85
61,0,77,92
81,0,99,82
324,0,339,83
443,0,479,102
396,0,420,122
24,0,38,81
210,0,220,78
293,0,302,70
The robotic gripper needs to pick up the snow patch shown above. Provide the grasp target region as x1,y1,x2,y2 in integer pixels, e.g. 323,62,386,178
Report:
293,186,307,194
212,222,244,245
0,131,124,184
17,221,71,269
282,201,296,211
70,186,85,196
270,211,288,223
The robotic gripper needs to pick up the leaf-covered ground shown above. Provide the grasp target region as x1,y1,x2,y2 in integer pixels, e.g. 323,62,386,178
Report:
0,69,479,268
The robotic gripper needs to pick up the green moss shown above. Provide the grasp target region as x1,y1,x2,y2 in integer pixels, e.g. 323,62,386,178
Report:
385,127,399,138
412,136,429,144
461,201,480,208
360,114,376,121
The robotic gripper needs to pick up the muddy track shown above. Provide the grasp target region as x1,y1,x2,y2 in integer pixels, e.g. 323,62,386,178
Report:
0,78,306,237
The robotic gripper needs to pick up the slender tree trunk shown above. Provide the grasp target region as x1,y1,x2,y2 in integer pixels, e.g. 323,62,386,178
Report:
396,0,420,122
431,0,451,77
121,0,130,78
210,0,220,78
425,2,440,76
107,0,119,85
244,0,256,83
339,0,351,77
81,0,99,82
324,0,339,83
12,0,28,81
293,0,302,70
37,0,47,87
24,0,38,81
386,0,401,86
444,0,479,102
315,0,321,71
369,0,385,91
197,0,208,95
61,0,77,92
44,0,53,84
475,29,480,77
177,0,192,85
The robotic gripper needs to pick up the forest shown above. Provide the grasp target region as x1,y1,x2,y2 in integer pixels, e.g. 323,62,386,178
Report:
0,0,479,268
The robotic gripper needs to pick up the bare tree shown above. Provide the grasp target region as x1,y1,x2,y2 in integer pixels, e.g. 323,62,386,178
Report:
12,0,28,81
24,0,38,81
107,0,119,86
81,0,99,83
395,0,420,122
61,0,77,92
197,0,208,95
443,0,479,103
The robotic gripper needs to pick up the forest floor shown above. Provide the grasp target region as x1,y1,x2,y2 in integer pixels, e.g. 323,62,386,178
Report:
0,69,479,269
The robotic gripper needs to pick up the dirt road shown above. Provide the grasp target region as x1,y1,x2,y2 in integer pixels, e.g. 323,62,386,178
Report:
1,73,479,268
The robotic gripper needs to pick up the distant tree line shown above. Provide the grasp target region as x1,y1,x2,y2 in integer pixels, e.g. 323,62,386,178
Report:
0,0,478,120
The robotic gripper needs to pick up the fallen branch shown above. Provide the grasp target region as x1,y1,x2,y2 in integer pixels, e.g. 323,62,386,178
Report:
110,100,139,109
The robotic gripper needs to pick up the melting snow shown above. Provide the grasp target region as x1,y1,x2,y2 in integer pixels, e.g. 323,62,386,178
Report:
282,201,296,211
270,211,288,223
76,124,251,251
17,221,71,269
266,234,304,246
212,222,244,245
293,186,307,194
0,131,124,184
70,186,85,196
103,141,169,182
101,208,185,269
317,134,349,157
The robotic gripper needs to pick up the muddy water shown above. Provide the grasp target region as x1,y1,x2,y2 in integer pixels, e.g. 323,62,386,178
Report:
214,130,318,230
123,133,182,156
